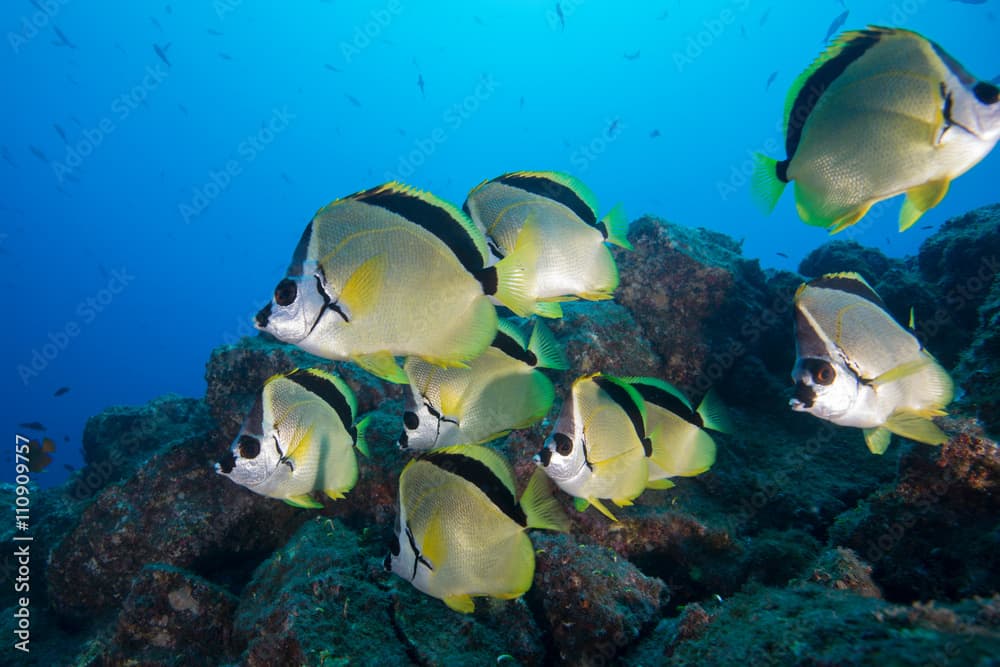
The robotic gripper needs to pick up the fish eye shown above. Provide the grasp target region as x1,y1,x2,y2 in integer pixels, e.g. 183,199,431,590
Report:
274,278,297,307
403,411,419,430
238,435,261,459
814,362,836,386
554,432,573,456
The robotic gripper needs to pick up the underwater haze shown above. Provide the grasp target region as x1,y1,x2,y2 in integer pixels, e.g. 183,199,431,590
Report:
3,0,998,485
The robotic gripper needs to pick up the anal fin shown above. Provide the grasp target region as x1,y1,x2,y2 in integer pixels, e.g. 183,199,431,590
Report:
827,202,874,234
587,497,618,521
354,352,408,384
899,180,950,232
885,411,949,446
284,494,323,509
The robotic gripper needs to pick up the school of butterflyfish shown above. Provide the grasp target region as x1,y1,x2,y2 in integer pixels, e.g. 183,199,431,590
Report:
217,26,998,612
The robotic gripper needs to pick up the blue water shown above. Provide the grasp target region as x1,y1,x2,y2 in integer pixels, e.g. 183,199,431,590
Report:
4,0,998,486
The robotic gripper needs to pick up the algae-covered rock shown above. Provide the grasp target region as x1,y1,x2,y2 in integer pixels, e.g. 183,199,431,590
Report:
626,582,1000,666
77,394,212,498
806,547,882,599
47,432,305,621
954,275,1000,436
829,420,1000,603
529,533,668,665
235,518,545,666
916,202,1000,367
104,564,239,665
612,216,791,412
798,239,897,283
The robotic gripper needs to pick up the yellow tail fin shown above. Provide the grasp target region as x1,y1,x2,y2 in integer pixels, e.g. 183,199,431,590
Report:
520,468,570,532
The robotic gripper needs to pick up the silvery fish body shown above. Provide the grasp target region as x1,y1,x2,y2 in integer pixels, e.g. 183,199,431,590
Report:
215,368,368,507
790,272,953,454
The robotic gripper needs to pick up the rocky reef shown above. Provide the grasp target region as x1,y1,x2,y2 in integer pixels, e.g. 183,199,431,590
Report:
11,203,1000,665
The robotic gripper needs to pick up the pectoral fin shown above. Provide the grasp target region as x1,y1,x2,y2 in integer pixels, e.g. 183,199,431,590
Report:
444,595,475,614
867,358,930,388
646,478,675,490
421,512,448,568
899,180,949,232
340,254,387,319
862,426,893,455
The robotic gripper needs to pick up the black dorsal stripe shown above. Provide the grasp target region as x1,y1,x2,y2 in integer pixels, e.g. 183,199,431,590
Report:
809,274,886,310
630,382,702,428
422,450,526,526
786,30,882,161
289,221,313,277
355,186,484,275
930,41,976,86
285,369,354,436
593,376,646,442
496,173,597,226
491,330,537,366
